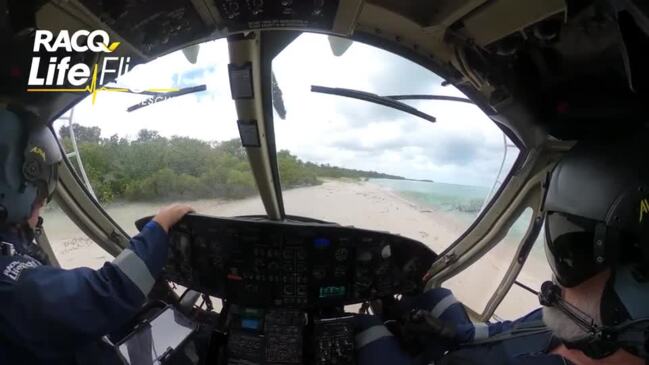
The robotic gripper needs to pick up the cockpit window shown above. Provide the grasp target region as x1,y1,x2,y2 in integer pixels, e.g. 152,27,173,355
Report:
272,34,520,253
51,39,263,236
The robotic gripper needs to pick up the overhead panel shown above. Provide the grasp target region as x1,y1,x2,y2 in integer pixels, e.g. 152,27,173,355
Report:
77,0,212,56
214,0,341,33
462,0,566,46
188,0,225,28
35,1,146,61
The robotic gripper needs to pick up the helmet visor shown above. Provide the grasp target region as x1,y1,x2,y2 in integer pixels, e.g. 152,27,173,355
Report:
545,212,605,287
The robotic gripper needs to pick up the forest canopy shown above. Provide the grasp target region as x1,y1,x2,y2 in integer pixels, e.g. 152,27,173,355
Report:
58,124,404,203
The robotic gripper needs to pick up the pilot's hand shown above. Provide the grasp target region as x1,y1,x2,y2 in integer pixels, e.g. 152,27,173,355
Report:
153,203,194,232
403,309,457,340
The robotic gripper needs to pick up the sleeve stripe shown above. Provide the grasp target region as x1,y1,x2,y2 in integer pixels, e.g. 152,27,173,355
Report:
430,293,458,318
473,322,490,341
355,325,393,349
112,248,155,296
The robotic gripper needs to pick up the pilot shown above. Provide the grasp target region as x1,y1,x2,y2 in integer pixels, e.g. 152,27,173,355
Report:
356,131,649,365
0,108,194,364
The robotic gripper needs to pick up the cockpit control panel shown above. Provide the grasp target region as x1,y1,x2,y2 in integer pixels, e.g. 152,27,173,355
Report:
137,214,435,309
136,214,436,364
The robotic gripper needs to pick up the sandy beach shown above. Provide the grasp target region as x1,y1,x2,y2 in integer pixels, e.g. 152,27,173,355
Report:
42,179,551,319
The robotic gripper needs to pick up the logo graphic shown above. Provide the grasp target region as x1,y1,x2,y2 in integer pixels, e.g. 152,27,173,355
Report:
639,198,649,223
27,30,177,104
30,147,46,161
3,259,40,281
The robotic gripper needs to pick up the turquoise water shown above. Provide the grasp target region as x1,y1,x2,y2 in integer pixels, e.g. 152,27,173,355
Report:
371,178,549,286
371,178,536,246
370,178,490,224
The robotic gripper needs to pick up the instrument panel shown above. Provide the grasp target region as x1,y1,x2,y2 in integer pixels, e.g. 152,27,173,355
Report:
136,214,436,309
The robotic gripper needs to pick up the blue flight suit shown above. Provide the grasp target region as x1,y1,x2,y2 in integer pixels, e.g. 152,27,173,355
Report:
356,288,575,365
0,220,168,364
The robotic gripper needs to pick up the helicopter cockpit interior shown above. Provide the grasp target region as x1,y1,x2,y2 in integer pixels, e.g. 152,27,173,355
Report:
2,0,649,364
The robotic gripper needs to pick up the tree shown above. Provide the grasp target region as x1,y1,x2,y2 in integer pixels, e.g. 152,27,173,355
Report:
216,139,247,160
58,123,101,144
136,129,162,142
62,125,405,203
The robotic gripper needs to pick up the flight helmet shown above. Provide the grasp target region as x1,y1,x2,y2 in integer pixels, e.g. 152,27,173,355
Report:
0,108,62,227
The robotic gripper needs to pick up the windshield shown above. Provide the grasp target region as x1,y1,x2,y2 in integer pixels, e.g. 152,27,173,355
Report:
50,39,263,236
272,34,520,254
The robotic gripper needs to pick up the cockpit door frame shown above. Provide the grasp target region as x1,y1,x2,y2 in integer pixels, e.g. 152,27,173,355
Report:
425,140,573,320
53,143,130,257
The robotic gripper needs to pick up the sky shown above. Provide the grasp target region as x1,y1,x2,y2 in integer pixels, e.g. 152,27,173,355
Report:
55,33,519,189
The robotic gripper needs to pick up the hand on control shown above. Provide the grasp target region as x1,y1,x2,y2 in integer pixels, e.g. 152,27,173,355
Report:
404,309,458,340
152,203,194,232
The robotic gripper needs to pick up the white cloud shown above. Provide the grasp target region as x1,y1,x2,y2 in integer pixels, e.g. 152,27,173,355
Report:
272,34,517,186
58,33,519,190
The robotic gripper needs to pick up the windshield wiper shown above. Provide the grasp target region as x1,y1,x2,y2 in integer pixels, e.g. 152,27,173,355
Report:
311,85,437,123
103,84,208,112
384,94,473,104
272,71,287,120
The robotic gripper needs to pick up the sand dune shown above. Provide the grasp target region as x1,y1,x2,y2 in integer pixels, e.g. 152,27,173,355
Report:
42,179,550,319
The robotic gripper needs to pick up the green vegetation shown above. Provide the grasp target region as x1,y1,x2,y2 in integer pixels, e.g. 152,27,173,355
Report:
59,124,404,203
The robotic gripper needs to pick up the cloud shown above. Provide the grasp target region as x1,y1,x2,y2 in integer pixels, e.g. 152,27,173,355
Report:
272,44,513,184
428,134,481,165
58,33,519,191
273,35,447,128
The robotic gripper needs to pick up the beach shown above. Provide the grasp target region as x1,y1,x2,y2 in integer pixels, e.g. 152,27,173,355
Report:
42,179,550,319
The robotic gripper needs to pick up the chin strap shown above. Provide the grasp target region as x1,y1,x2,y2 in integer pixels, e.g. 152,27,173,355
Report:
539,281,649,360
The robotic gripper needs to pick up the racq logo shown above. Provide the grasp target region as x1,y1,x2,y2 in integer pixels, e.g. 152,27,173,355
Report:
27,30,176,104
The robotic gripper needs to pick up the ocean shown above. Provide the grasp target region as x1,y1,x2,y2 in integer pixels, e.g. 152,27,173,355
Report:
370,178,550,295
370,178,491,223
370,178,538,247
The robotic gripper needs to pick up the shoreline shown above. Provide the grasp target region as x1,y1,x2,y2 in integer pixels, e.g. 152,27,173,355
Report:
42,179,550,318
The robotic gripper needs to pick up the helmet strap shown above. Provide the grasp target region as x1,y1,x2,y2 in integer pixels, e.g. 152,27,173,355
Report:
593,222,608,266
637,215,649,282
